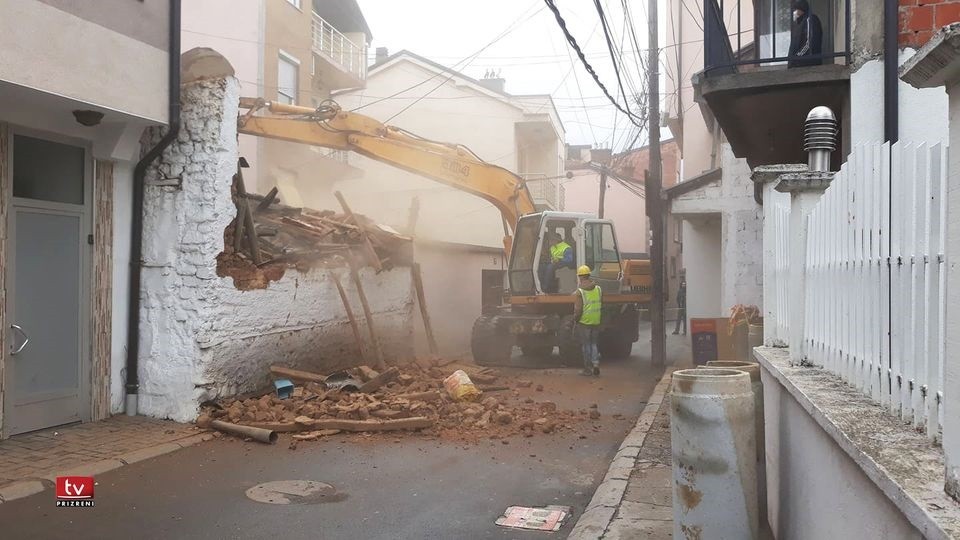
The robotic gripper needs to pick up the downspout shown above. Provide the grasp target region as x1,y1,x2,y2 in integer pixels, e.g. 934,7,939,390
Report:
125,0,181,415
884,0,899,144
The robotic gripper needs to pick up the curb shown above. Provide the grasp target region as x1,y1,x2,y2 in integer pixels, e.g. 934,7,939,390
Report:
0,431,214,505
567,368,674,540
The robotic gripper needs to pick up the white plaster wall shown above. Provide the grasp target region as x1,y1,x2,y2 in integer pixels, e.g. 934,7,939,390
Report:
412,242,505,357
761,369,924,539
136,75,414,422
851,54,950,147
0,1,168,123
682,217,722,324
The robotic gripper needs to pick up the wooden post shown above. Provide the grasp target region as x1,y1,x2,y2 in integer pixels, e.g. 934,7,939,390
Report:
348,256,386,370
332,273,367,363
411,263,439,355
233,161,261,264
255,186,279,212
335,190,383,272
406,196,420,236
598,168,608,219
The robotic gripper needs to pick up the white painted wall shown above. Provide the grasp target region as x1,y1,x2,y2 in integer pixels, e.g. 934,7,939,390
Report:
136,74,413,422
0,0,168,123
413,242,505,357
671,144,761,321
761,368,924,539
682,217,722,323
110,162,134,413
851,53,950,146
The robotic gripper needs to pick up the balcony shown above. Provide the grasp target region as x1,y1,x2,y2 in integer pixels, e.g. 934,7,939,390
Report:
522,173,559,211
311,12,366,90
695,0,850,168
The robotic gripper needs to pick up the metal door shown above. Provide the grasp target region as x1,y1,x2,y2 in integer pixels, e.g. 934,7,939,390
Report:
4,133,90,435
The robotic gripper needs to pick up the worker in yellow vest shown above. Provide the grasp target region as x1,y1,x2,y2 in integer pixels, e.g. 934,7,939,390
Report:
573,265,602,376
539,231,574,293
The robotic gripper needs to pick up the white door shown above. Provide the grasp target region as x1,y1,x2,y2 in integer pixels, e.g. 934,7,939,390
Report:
4,133,91,435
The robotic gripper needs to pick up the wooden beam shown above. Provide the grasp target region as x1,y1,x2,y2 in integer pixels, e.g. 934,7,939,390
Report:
255,186,279,212
332,274,367,363
295,416,433,432
411,263,439,355
357,366,398,393
234,162,262,265
335,190,383,272
269,365,328,384
406,196,420,236
349,256,386,370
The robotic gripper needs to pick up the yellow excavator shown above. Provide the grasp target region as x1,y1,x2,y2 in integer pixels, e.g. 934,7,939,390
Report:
237,98,651,365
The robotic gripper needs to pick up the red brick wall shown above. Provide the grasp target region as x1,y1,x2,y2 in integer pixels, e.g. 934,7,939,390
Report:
900,0,960,48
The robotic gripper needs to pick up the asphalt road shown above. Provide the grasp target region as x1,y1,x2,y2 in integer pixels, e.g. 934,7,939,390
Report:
1,328,687,540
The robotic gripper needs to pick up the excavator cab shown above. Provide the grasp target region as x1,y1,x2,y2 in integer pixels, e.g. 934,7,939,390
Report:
507,212,624,296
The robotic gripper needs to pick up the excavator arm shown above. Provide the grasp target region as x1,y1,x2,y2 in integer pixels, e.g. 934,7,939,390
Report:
236,98,537,254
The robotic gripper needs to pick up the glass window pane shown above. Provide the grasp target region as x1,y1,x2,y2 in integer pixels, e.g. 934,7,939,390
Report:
508,215,540,294
13,135,84,205
278,55,298,105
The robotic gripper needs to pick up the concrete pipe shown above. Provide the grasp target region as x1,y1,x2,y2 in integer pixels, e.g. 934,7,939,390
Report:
209,420,278,444
671,368,758,540
706,361,766,526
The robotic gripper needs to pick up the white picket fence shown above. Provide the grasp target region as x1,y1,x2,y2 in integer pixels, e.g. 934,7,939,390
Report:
774,142,947,439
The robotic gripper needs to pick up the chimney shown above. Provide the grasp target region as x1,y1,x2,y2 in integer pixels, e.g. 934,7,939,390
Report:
479,70,506,94
375,47,389,65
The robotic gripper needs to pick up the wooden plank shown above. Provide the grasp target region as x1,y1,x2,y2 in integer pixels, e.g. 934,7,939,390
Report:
926,143,944,439
335,191,382,272
255,187,279,212
233,197,247,254
234,163,262,265
880,142,892,408
357,366,399,393
332,273,366,363
392,391,442,402
269,365,328,384
295,416,433,432
890,142,904,418
92,160,113,422
349,256,386,370
411,263,439,356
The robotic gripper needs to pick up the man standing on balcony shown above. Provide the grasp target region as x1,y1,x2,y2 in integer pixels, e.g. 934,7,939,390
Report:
788,0,823,68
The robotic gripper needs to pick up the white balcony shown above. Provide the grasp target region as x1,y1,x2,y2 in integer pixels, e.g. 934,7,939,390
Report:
521,173,558,211
311,12,366,89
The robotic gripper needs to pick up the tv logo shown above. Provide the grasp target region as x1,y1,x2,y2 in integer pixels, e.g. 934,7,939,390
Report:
55,476,95,507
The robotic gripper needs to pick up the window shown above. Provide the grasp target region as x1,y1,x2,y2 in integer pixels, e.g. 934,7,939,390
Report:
13,135,85,205
584,223,620,278
508,215,542,295
285,0,301,9
277,51,299,105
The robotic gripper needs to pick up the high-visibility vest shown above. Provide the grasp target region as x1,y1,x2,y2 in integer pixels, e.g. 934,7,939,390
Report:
550,241,571,263
579,286,602,325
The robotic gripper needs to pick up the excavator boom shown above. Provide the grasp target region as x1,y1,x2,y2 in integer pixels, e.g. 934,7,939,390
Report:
236,98,537,254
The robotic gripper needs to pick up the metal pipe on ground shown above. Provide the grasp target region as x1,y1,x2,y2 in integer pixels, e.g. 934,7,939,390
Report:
671,368,758,539
705,361,767,526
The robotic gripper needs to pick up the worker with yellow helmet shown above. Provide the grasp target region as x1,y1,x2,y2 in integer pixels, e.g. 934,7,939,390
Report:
573,264,602,376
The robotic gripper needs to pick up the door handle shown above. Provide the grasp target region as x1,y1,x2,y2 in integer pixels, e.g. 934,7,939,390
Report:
10,324,28,355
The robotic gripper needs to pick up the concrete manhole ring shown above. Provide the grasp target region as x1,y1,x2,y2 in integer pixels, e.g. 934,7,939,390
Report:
245,480,346,505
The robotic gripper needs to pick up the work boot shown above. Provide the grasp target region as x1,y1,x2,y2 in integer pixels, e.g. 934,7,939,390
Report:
592,366,600,377
580,368,593,376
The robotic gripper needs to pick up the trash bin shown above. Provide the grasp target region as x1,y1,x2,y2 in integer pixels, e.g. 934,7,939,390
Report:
671,368,758,539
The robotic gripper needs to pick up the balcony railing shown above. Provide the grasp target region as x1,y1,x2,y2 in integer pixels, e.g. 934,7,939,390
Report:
521,173,558,210
703,0,850,76
311,13,366,81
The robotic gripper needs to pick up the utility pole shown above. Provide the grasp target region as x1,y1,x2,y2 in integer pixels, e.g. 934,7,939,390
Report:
647,0,666,368
598,168,608,218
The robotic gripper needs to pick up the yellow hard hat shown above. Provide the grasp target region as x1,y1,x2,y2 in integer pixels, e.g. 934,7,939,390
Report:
577,265,592,276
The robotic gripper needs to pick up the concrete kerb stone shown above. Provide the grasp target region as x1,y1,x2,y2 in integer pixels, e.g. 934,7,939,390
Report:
0,480,46,503
118,442,184,465
41,459,124,483
567,368,675,539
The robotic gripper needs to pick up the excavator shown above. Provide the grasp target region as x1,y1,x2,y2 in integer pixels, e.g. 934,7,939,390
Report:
237,98,652,365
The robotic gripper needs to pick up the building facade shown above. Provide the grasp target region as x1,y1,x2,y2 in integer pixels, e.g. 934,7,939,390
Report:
182,0,371,196
0,0,174,437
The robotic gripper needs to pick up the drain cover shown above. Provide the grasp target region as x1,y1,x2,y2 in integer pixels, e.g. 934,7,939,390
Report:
245,480,345,505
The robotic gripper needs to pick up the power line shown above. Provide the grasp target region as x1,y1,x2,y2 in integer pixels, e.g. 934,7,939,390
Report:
543,0,644,127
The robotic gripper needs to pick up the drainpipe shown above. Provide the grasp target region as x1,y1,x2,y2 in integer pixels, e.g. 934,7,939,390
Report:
125,0,181,415
884,0,899,144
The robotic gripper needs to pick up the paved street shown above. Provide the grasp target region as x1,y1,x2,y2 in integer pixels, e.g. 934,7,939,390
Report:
0,328,689,539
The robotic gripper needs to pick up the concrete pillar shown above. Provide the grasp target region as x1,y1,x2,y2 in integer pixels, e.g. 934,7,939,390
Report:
774,172,834,365
899,23,960,501
752,164,806,348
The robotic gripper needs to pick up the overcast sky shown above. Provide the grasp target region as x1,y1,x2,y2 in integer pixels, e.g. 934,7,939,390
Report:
355,0,658,151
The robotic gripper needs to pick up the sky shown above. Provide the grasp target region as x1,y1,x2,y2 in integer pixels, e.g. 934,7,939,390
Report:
355,0,660,151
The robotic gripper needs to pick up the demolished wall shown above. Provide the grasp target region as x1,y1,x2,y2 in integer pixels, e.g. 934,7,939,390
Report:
137,61,414,422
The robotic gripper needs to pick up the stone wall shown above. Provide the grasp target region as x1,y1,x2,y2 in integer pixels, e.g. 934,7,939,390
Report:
136,72,414,422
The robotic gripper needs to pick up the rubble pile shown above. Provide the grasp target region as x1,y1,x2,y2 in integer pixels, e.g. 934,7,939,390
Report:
199,359,590,444
219,178,412,289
